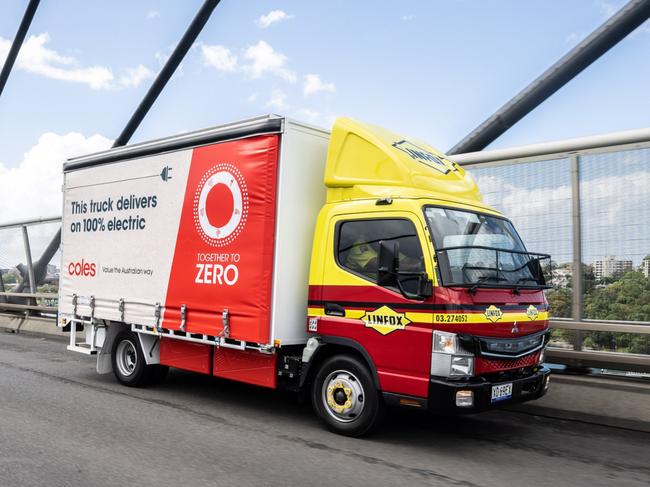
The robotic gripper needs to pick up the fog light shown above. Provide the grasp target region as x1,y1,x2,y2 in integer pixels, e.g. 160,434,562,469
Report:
451,356,474,376
456,390,474,408
544,375,550,391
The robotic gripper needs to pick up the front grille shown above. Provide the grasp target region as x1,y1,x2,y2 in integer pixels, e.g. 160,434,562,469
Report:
481,333,543,356
476,351,541,374
458,331,549,359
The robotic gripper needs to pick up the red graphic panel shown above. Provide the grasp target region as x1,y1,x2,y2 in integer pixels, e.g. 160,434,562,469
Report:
163,135,279,344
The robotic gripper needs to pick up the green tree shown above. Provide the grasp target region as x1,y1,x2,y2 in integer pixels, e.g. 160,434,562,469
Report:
582,271,650,354
546,287,572,318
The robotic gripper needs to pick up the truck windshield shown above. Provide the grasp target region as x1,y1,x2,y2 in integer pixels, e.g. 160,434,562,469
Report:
423,206,550,289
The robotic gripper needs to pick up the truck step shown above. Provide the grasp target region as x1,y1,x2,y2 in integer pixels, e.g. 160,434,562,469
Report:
67,344,99,355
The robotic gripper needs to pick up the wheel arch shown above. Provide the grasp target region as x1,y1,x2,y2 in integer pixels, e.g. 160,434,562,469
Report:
300,336,381,391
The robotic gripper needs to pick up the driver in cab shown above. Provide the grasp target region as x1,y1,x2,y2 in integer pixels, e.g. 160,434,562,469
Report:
346,236,424,280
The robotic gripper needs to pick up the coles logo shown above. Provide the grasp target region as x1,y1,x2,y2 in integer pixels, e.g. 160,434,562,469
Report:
68,259,96,277
193,163,249,247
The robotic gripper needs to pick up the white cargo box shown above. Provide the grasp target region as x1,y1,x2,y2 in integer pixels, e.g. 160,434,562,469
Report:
59,115,329,346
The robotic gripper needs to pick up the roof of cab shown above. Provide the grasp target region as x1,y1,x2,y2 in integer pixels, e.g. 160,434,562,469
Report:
324,117,483,205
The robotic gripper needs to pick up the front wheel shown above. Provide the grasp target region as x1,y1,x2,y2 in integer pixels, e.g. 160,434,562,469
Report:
312,355,384,437
111,330,167,387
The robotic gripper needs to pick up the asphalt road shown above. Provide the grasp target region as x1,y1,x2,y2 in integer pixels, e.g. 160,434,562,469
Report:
1,332,648,487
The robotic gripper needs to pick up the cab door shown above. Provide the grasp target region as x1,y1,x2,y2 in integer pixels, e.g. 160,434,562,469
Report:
312,211,435,398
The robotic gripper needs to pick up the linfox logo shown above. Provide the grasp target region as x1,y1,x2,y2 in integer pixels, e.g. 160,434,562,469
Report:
361,305,411,335
68,259,96,277
526,305,539,320
484,305,503,323
392,139,456,175
194,163,249,248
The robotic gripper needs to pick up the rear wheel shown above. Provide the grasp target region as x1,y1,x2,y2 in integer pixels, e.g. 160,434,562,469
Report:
111,330,167,387
312,354,384,437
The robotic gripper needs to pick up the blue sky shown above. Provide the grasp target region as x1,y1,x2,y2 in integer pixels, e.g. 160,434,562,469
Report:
0,0,649,267
1,0,650,168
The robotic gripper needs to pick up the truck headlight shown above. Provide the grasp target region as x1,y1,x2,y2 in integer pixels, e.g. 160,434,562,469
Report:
431,331,474,377
433,330,457,354
451,356,474,376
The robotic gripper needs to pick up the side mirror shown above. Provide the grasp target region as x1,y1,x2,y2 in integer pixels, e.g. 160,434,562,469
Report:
527,257,545,285
397,273,433,301
417,275,434,298
378,240,399,286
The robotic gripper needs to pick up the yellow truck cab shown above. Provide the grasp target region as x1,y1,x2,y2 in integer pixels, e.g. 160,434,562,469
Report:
304,118,551,435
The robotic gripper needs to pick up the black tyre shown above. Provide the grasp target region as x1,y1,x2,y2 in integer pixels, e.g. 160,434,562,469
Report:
312,354,384,437
111,330,166,387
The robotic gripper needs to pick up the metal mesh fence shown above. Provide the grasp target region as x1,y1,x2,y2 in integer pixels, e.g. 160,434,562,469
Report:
578,147,650,354
464,145,650,357
468,159,573,322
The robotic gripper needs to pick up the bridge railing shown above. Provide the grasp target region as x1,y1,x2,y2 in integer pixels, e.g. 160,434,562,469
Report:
549,319,650,373
0,216,61,315
453,128,650,373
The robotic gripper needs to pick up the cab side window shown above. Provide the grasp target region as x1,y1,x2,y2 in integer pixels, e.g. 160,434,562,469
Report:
337,219,425,290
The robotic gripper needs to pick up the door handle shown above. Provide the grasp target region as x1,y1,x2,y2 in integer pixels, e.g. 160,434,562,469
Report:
324,302,346,317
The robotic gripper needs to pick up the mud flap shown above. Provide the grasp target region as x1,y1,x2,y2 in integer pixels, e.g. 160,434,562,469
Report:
96,323,122,375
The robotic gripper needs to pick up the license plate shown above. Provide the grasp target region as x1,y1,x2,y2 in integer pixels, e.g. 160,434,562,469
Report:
491,383,513,403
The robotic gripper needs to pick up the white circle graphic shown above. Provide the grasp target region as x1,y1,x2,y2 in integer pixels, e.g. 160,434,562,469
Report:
193,164,248,248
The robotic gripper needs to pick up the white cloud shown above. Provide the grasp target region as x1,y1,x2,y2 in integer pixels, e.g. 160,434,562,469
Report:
0,32,155,90
200,41,301,84
401,14,416,21
0,132,112,221
242,41,296,82
265,89,289,111
247,92,259,102
0,132,112,265
146,10,160,19
201,44,238,72
255,10,294,28
303,73,335,96
118,64,154,88
0,33,113,89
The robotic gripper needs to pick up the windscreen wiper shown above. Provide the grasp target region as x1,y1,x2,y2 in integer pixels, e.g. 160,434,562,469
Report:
512,277,539,295
516,277,538,284
468,275,507,294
